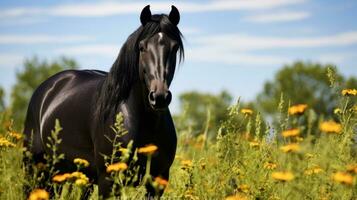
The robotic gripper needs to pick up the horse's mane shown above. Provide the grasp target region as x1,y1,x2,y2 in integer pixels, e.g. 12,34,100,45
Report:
95,14,184,122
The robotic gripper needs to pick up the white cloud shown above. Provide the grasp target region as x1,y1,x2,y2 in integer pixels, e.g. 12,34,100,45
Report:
187,31,357,65
0,35,91,45
54,44,120,57
244,11,310,23
180,27,201,35
0,18,47,26
193,31,357,51
0,0,307,18
187,47,291,65
0,54,23,68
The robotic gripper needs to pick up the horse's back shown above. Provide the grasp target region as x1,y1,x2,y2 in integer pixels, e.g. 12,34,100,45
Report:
24,69,107,172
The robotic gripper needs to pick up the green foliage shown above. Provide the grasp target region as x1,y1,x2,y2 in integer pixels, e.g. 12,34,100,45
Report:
0,87,5,112
256,62,357,118
174,90,232,138
10,57,78,127
44,119,65,178
0,77,356,200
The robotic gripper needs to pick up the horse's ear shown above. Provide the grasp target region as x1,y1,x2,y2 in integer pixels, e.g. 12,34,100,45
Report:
140,5,152,26
169,5,180,26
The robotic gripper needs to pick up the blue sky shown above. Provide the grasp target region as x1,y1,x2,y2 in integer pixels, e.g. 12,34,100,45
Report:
0,0,357,113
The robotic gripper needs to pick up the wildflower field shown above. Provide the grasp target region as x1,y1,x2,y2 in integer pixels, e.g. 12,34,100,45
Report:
0,78,357,200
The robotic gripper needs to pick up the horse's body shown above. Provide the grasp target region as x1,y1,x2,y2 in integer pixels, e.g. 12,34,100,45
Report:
24,5,183,197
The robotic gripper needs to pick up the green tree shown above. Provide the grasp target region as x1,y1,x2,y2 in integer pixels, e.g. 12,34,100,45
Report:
256,61,357,117
0,86,5,112
11,57,78,126
174,90,232,138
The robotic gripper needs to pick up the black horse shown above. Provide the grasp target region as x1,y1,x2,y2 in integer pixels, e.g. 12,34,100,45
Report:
24,5,184,198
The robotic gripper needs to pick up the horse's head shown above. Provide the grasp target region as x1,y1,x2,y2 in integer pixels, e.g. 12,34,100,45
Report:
138,5,182,111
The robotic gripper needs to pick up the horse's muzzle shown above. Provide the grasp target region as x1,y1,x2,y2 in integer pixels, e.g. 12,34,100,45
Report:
148,90,172,110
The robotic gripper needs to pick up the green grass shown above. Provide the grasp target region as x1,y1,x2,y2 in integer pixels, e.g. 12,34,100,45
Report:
0,91,356,200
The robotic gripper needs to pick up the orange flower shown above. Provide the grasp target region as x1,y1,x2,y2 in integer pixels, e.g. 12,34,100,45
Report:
332,172,354,185
342,89,357,96
280,143,300,153
264,162,277,170
282,128,300,137
225,195,248,200
28,189,49,200
346,164,357,174
241,108,253,116
154,177,169,187
138,144,158,155
304,166,323,175
106,162,128,173
181,159,193,168
238,184,250,193
272,171,294,181
9,131,22,140
249,141,260,148
288,104,308,115
319,121,342,134
52,173,71,183
0,137,16,147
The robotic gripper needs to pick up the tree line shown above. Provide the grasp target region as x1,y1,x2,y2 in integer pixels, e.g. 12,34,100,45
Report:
0,57,356,137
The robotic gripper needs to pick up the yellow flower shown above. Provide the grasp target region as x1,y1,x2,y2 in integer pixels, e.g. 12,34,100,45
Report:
249,141,260,148
271,171,294,182
119,147,129,154
154,177,169,187
342,89,357,96
280,143,300,153
73,158,90,168
332,172,354,185
238,184,250,193
346,164,357,174
304,166,323,175
319,121,342,134
334,108,342,114
0,137,16,148
75,178,89,186
264,162,277,170
52,173,71,183
28,189,49,200
281,128,300,137
138,144,158,155
9,131,22,140
241,108,253,116
225,195,248,200
70,171,84,178
305,153,314,159
181,160,193,169
106,162,128,173
288,104,308,115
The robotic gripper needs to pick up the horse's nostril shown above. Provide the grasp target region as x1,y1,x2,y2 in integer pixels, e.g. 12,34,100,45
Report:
148,90,172,109
148,91,156,104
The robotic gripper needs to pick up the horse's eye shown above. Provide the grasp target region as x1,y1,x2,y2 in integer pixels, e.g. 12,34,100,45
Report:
139,46,145,52
139,43,145,52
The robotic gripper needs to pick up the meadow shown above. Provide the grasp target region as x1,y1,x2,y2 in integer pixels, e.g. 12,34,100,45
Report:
0,75,356,200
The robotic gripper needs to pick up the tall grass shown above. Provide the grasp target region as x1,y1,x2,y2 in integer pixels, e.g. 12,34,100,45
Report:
0,76,356,199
